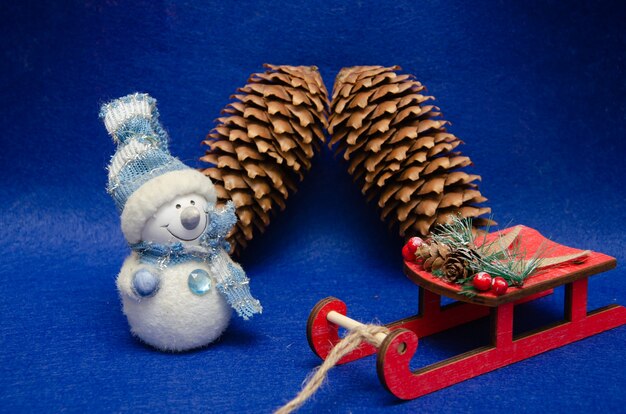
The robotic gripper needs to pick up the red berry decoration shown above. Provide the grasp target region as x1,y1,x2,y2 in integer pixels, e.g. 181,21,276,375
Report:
402,244,416,262
406,237,424,254
472,272,492,291
491,277,508,296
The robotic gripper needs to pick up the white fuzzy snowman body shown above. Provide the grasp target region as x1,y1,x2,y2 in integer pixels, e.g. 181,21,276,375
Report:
114,192,260,352
117,253,232,352
100,93,261,352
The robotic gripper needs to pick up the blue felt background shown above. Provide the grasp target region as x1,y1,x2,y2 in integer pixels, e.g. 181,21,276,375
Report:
1,1,625,412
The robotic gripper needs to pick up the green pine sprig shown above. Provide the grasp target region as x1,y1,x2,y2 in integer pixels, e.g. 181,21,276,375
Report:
430,215,477,248
429,215,544,289
459,284,478,298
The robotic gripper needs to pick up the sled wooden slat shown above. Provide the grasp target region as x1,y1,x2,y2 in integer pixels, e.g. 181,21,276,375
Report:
404,225,616,307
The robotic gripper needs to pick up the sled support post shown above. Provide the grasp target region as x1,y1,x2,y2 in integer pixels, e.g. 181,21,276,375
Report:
418,286,441,316
565,279,587,322
491,302,514,348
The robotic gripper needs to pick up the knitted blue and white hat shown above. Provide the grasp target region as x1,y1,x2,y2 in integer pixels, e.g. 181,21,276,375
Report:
100,93,216,244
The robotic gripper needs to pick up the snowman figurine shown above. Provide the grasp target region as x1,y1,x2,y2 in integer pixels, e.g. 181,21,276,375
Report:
100,93,262,352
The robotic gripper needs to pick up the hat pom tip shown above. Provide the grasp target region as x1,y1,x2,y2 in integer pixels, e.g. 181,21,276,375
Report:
100,93,157,143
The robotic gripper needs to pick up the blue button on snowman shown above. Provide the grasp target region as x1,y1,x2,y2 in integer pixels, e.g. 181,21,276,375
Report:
100,93,262,352
188,269,211,295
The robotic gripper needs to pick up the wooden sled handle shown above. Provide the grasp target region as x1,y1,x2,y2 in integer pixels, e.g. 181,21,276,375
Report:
326,311,388,346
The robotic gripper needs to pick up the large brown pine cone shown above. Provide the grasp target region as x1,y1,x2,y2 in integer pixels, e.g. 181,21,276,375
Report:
328,65,492,238
200,64,329,253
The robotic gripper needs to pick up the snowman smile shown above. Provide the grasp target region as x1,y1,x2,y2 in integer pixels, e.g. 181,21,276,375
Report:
164,219,207,241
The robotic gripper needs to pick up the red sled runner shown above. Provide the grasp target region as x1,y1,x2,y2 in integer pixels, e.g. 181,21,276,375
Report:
306,226,626,399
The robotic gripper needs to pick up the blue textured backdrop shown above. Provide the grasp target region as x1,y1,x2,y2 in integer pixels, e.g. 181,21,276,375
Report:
1,1,625,413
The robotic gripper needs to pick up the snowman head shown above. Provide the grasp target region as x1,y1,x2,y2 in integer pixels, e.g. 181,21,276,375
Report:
101,93,217,245
141,193,210,246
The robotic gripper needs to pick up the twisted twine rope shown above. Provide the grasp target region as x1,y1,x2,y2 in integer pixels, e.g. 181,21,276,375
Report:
275,324,390,414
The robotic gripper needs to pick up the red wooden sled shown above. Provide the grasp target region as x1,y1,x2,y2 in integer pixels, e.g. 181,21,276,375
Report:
306,226,626,399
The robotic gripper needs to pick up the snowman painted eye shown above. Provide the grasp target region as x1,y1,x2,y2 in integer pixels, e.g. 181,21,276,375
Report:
176,204,181,209
190,200,195,205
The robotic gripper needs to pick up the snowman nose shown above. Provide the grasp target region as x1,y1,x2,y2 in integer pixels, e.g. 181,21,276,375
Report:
180,206,201,230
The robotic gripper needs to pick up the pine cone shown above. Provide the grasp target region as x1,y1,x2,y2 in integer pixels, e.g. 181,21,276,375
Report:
328,65,492,238
417,242,451,272
440,253,469,282
418,242,477,281
200,64,329,253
